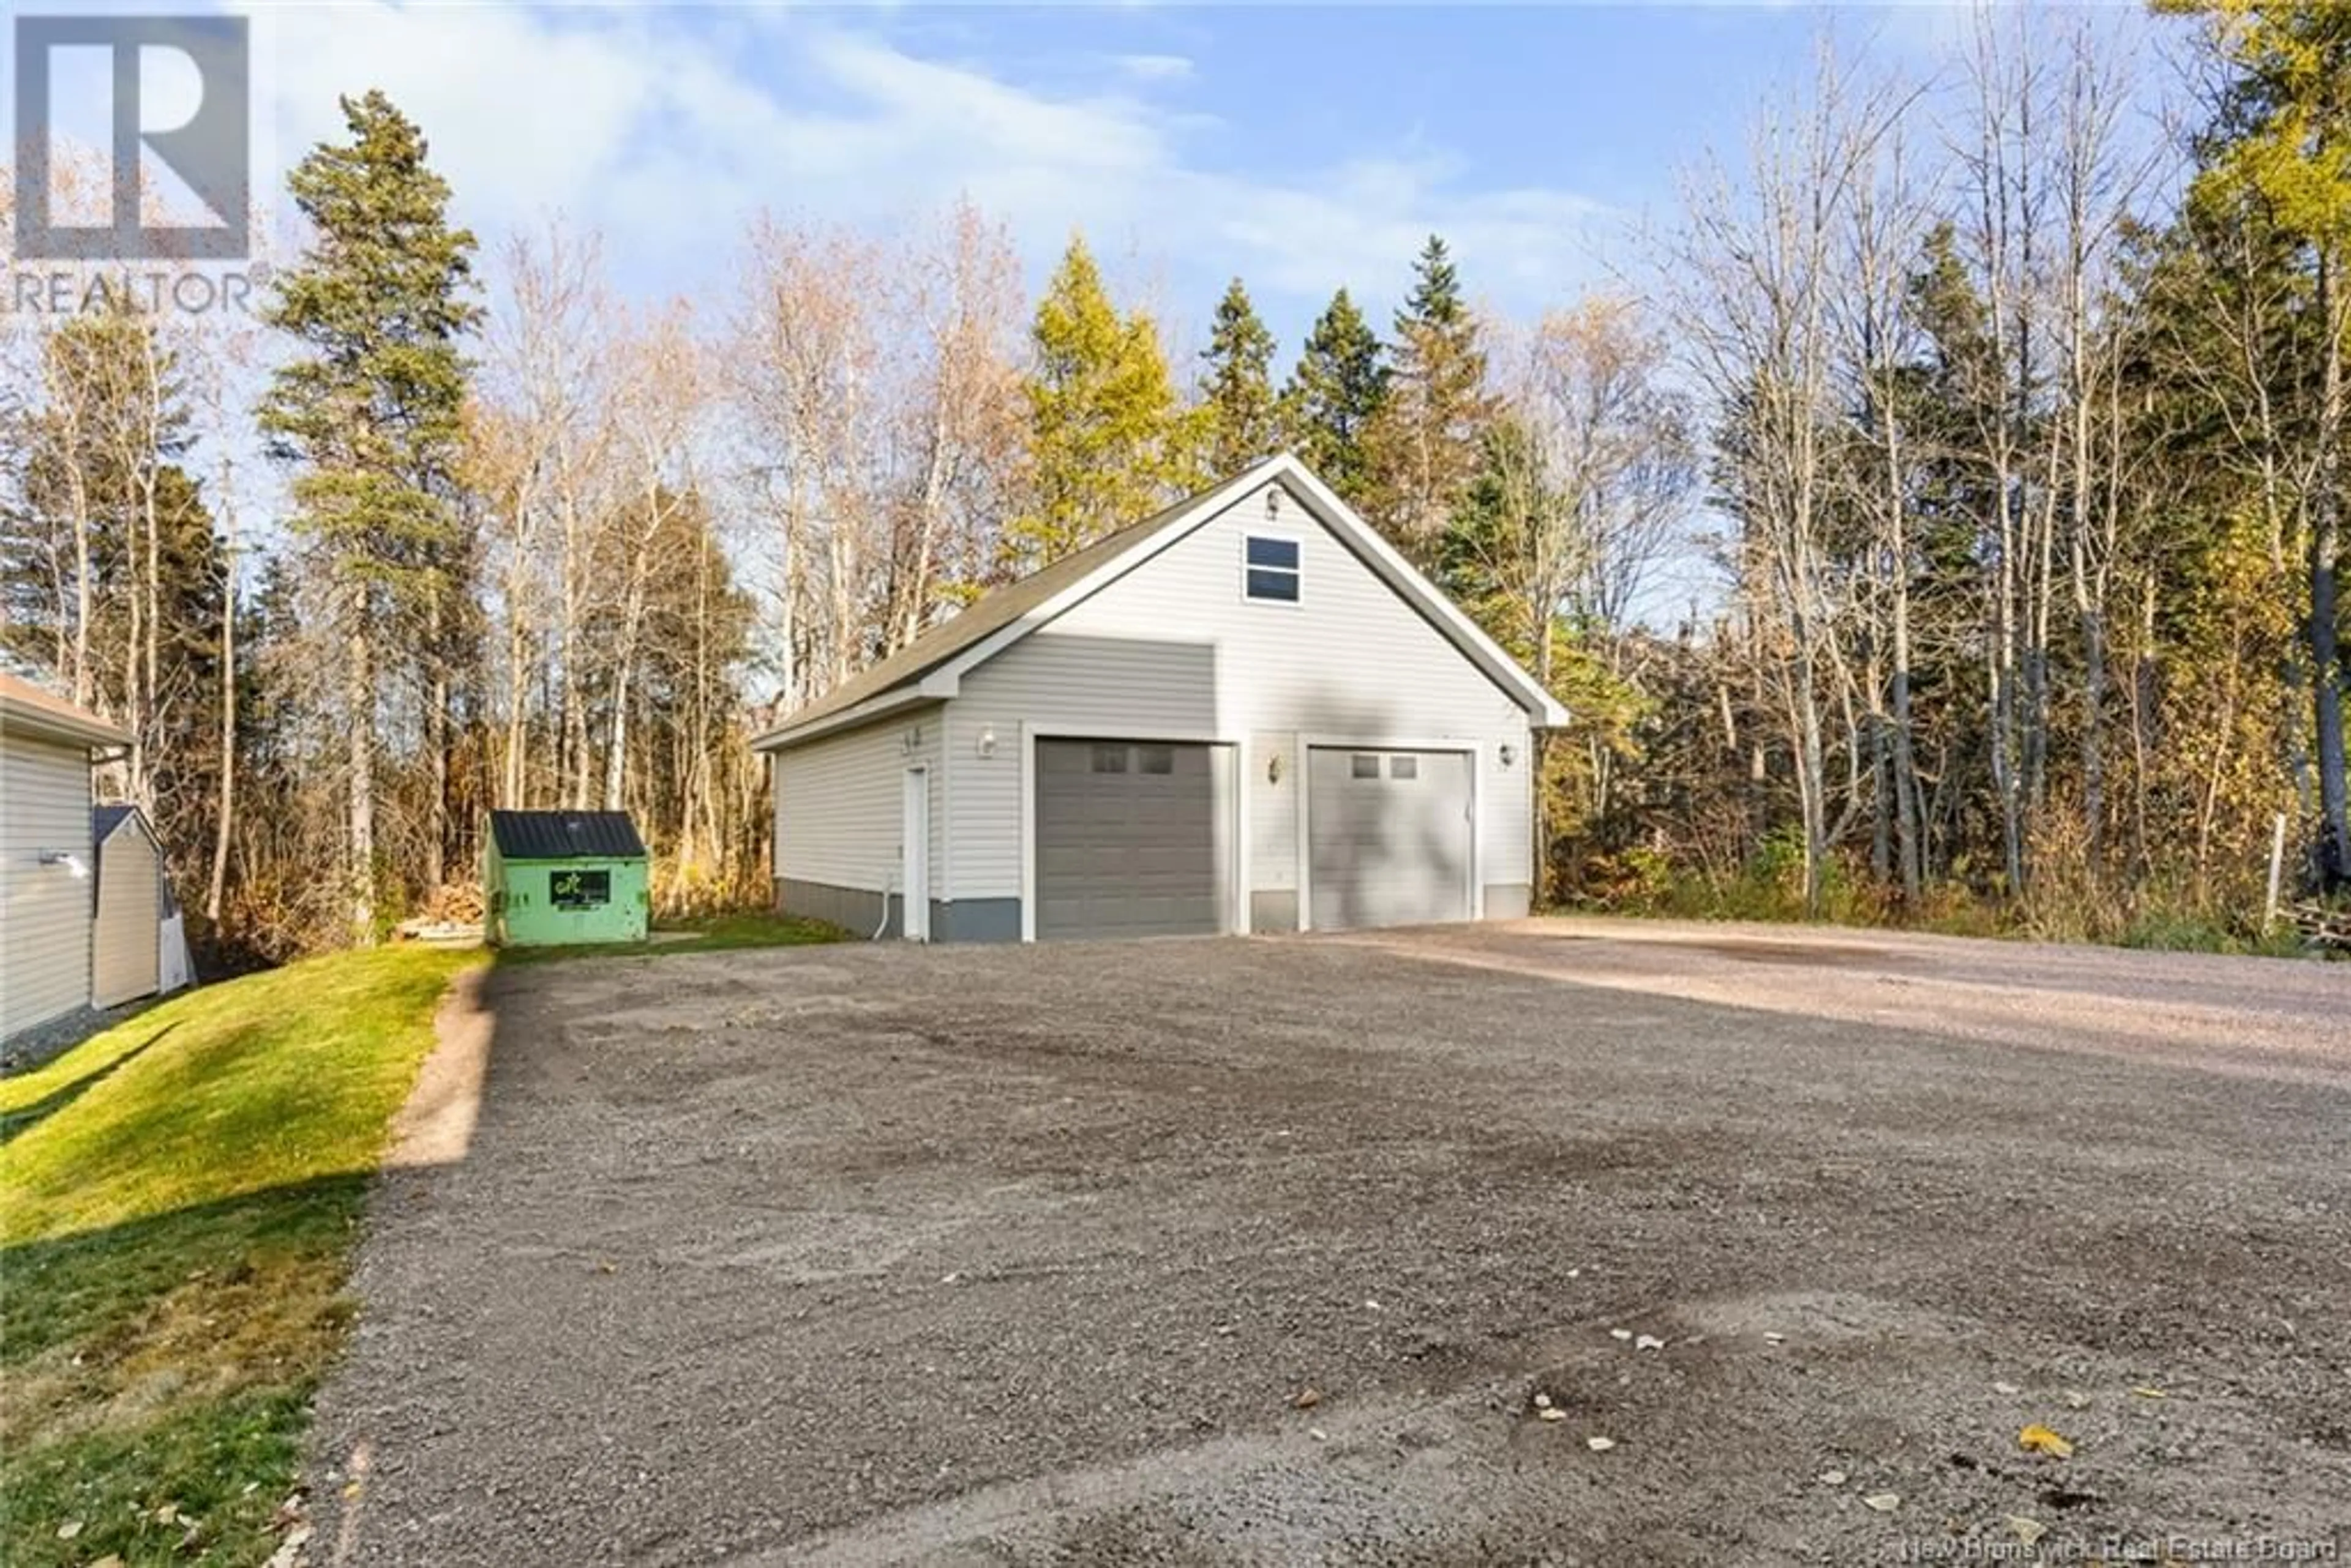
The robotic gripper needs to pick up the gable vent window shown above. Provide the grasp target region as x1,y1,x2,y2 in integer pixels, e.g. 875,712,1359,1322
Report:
1244,535,1301,602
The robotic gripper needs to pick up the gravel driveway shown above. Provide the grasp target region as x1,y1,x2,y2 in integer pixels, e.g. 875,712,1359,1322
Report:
310,920,2351,1565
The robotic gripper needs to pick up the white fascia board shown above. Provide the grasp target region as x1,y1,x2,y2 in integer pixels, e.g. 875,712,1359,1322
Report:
751,685,939,753
924,459,1286,692
1269,456,1572,729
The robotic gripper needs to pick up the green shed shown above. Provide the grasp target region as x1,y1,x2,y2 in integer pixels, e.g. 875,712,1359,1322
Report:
485,811,650,947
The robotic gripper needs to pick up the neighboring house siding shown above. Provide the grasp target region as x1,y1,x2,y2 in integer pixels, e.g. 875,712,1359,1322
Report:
2,734,93,1037
92,820,160,1008
773,703,944,898
945,483,1535,904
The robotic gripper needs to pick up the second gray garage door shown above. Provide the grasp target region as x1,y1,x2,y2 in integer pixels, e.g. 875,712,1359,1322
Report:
1035,740,1224,940
1308,747,1472,931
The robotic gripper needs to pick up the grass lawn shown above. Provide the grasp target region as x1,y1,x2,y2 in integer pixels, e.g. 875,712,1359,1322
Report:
495,908,844,963
1,945,479,1567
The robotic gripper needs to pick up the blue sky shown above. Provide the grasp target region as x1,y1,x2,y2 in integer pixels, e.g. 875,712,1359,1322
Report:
232,2,2039,354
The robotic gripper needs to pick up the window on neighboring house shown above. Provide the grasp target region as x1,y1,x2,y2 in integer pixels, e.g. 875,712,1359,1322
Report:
1090,745,1128,773
1389,754,1419,780
1244,535,1300,602
1351,753,1382,779
1136,745,1174,775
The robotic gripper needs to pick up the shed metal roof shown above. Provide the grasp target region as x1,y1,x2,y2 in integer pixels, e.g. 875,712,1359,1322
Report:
488,810,648,860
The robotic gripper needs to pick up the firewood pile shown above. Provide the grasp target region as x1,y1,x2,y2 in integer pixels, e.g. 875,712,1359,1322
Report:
394,882,487,945
422,882,486,924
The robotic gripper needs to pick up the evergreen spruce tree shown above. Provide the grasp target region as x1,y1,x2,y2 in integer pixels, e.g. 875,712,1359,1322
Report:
1009,235,1196,568
1281,287,1388,506
1366,234,1497,565
260,90,479,941
1199,277,1281,477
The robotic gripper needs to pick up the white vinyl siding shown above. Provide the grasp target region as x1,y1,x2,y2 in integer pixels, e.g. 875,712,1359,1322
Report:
2,733,94,1037
93,819,160,1008
944,483,1533,902
947,634,1222,899
772,705,943,895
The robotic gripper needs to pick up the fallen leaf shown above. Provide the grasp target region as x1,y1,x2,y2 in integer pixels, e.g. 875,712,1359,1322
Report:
2063,1389,2091,1409
1763,1331,1786,1344
1818,1469,1847,1487
1635,1335,1666,1351
1292,1387,1321,1410
1610,1328,1633,1341
2131,1385,2167,1400
1993,1381,2020,1395
1532,1392,1552,1409
2008,1516,2048,1545
1862,1492,1902,1513
1586,1435,1616,1451
2019,1424,2075,1459
1537,1406,1567,1423
56,1520,83,1541
1308,1427,1328,1442
92,1558,126,1568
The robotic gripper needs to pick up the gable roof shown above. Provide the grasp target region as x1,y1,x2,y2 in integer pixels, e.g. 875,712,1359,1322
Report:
93,804,147,844
1,670,131,749
757,459,1281,746
488,810,648,861
753,454,1567,752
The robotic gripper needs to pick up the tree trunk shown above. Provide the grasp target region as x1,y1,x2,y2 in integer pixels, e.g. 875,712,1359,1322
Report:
205,492,236,931
2312,255,2349,885
348,590,377,943
425,595,448,890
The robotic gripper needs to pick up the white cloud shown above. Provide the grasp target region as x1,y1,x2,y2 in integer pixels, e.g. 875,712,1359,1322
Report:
1112,53,1194,83
246,5,1612,328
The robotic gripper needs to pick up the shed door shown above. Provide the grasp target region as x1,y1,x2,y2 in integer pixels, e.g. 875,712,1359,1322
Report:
1035,740,1223,940
1307,748,1472,931
93,831,160,1008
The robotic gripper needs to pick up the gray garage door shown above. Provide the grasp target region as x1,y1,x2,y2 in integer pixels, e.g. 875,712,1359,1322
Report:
1308,747,1472,931
1036,740,1223,940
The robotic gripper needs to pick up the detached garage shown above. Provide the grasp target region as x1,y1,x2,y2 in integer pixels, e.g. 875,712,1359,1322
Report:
755,454,1567,942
